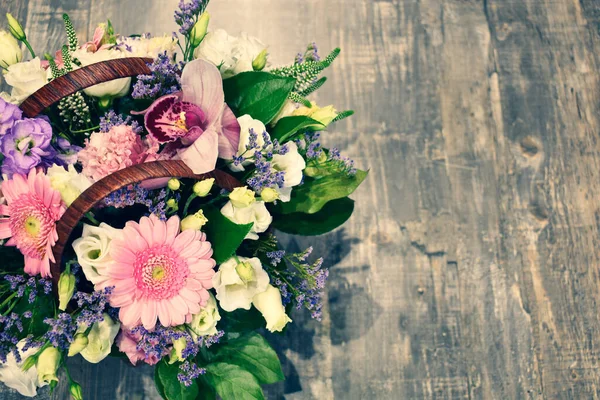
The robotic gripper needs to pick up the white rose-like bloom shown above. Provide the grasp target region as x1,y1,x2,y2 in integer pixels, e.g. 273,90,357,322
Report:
212,256,269,312
0,31,22,68
72,49,131,99
72,223,122,285
228,114,269,172
194,29,237,77
232,32,268,75
119,34,177,59
4,58,50,104
47,165,92,206
0,91,19,104
189,293,221,338
252,285,292,332
0,340,47,397
221,200,272,240
271,141,306,202
79,313,120,363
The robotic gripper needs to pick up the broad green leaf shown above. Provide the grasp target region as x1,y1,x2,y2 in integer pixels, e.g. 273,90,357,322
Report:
223,72,295,124
157,360,199,400
204,362,264,400
196,377,217,400
272,197,355,235
201,205,253,264
270,116,324,142
213,333,284,385
154,365,167,400
275,169,369,214
219,307,266,333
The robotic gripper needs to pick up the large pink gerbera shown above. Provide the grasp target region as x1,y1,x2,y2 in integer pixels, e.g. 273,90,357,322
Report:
100,215,215,330
0,169,65,277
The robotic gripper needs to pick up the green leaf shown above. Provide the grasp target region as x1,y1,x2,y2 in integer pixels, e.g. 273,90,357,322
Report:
157,360,199,400
201,206,253,264
275,169,369,214
0,246,26,273
154,365,167,400
272,197,355,235
196,377,217,400
204,362,264,400
219,307,266,333
271,116,324,143
213,333,284,385
223,72,296,124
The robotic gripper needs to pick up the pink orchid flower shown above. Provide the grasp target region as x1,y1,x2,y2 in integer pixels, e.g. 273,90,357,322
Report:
141,59,240,174
81,24,112,53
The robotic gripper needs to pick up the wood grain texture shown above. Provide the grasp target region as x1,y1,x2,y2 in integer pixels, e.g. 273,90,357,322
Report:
1,0,600,399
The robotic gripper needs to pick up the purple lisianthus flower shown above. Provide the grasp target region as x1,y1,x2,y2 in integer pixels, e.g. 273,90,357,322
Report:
0,98,23,136
1,118,55,176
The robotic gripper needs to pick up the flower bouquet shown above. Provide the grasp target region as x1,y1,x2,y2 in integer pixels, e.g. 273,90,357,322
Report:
0,1,367,399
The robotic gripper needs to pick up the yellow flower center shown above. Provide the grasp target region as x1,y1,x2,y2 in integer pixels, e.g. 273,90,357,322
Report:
152,266,166,281
174,112,188,132
24,216,41,236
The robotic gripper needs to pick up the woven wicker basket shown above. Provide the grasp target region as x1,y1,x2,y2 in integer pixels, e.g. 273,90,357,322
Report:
18,57,241,287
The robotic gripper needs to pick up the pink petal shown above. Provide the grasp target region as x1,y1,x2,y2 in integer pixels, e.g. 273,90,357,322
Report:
120,303,141,328
218,105,241,159
157,301,172,327
181,59,224,126
176,127,219,174
165,216,180,247
141,300,158,330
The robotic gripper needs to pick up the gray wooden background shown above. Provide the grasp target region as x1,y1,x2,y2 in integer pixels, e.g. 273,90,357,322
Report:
2,0,600,399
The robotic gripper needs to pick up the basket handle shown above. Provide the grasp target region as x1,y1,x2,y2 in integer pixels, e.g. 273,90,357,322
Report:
20,57,153,118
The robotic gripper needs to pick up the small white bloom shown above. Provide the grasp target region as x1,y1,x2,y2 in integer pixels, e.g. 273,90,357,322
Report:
79,313,120,364
272,141,306,202
47,164,92,206
194,29,237,77
0,91,19,104
0,31,22,68
189,293,221,338
0,340,47,397
3,58,50,104
232,32,268,75
119,34,178,59
229,114,269,172
252,285,292,332
72,223,122,285
212,257,270,312
221,200,272,240
72,49,131,99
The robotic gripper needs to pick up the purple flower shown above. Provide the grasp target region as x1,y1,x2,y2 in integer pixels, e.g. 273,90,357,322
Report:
1,118,55,176
0,98,22,136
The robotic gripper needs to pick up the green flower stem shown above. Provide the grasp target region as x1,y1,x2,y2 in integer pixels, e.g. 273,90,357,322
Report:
0,292,17,311
85,212,100,226
23,39,36,58
183,193,198,216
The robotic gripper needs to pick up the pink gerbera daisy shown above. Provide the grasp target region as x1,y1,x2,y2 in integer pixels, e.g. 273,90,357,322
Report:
100,214,216,330
0,169,65,277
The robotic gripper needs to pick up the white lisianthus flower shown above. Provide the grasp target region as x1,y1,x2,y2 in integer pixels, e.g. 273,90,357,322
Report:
119,34,178,59
221,200,272,240
292,102,338,128
79,314,120,363
212,256,269,312
72,49,131,100
0,31,22,68
232,32,268,75
3,58,50,104
72,223,122,285
189,293,221,338
228,114,269,172
194,29,237,76
271,141,306,202
0,91,19,104
271,99,299,126
252,285,292,332
0,340,47,397
47,164,92,206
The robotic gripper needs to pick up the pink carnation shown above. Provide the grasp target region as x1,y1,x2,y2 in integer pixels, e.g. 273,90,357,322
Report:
0,169,65,277
99,215,215,330
116,329,159,366
78,125,158,181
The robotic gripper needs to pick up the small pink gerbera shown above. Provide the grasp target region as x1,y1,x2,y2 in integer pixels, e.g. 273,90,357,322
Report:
100,214,215,330
0,169,65,277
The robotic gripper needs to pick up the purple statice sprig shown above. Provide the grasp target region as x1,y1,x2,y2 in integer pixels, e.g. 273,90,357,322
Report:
100,110,143,134
104,184,175,221
174,0,209,36
298,132,357,176
132,52,183,100
177,360,206,386
238,130,290,193
4,275,52,304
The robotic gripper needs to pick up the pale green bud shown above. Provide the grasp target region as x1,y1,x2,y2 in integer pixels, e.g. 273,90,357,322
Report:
252,48,268,71
168,337,187,364
193,178,214,197
190,12,210,47
167,178,181,191
181,210,208,231
229,186,255,208
58,271,76,311
236,261,256,284
6,13,26,41
166,198,178,212
69,381,83,400
36,347,61,384
68,333,89,357
260,188,279,203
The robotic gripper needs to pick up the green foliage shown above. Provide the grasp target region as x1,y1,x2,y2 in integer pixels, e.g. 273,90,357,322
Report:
270,116,324,143
223,72,296,124
0,246,26,273
200,205,253,264
218,306,266,333
156,360,199,400
62,14,78,52
272,197,355,236
275,169,369,214
332,109,355,123
203,362,264,400
271,48,340,95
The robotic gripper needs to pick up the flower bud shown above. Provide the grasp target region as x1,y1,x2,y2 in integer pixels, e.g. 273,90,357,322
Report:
168,337,187,364
229,186,255,208
190,12,210,47
58,271,76,311
260,188,279,203
181,210,208,231
21,355,37,371
167,178,181,191
252,48,268,71
236,261,256,284
0,31,21,68
6,13,26,41
69,381,83,400
36,347,61,384
166,198,178,212
193,178,214,197
252,285,292,333
68,333,89,357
